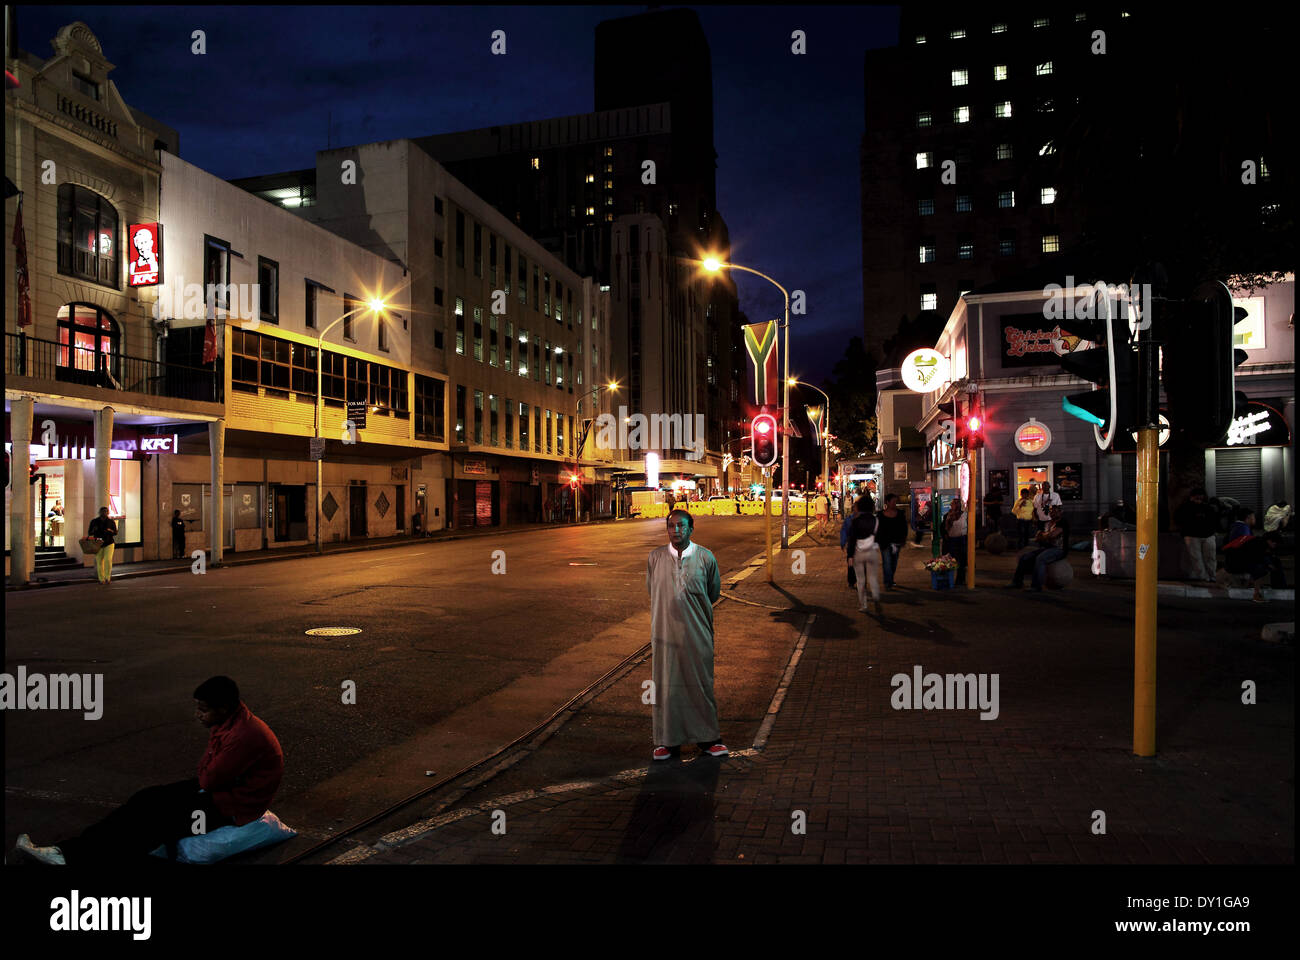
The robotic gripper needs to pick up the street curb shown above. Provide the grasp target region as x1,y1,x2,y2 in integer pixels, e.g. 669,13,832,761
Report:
6,517,626,591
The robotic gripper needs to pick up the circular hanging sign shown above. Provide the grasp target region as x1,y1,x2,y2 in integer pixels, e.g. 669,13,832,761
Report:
900,348,950,393
1014,418,1052,456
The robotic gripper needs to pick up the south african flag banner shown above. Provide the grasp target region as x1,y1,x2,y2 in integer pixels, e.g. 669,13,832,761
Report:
743,320,779,406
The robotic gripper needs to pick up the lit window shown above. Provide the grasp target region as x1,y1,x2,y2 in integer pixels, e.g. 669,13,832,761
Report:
585,174,594,183
1121,11,1131,17
604,196,614,206
1040,187,1057,204
530,157,540,170
992,22,1007,33
998,189,1015,208
953,105,970,124
951,69,968,86
586,206,596,216
1036,60,1054,75
999,238,1015,256
916,111,933,128
949,28,966,39
604,180,613,190
1075,12,1086,21
994,64,1008,81
921,291,938,311
915,34,926,44
1259,158,1270,180
918,199,935,215
604,147,613,157
1034,17,1049,28
919,244,936,264
1039,140,1057,156
605,214,613,222
996,143,1013,160
916,151,934,170
956,194,971,212
958,242,973,260
1042,233,1060,253
995,101,1012,118
1037,99,1055,114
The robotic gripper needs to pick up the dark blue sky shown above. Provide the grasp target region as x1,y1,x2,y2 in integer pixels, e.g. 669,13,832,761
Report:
17,4,900,385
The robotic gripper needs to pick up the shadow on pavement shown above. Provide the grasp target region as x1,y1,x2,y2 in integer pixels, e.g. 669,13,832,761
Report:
616,756,722,863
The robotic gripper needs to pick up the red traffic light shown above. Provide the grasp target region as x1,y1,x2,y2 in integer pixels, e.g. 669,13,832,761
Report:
964,412,985,449
751,413,778,468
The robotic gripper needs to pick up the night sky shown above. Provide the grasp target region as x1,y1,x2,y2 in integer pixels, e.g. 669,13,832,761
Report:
16,5,900,385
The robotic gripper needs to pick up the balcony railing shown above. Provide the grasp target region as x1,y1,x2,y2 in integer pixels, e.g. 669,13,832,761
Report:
6,333,223,404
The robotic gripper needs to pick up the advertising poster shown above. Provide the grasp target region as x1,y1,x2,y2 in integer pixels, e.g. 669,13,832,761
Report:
909,483,932,532
1055,462,1083,501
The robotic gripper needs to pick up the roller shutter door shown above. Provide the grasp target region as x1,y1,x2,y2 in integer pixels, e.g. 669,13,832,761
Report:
1213,448,1262,510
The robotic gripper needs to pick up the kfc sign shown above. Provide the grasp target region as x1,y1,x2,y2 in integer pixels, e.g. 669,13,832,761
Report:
127,223,162,287
140,434,178,454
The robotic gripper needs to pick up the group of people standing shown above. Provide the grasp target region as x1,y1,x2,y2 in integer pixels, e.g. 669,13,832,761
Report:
1178,489,1289,601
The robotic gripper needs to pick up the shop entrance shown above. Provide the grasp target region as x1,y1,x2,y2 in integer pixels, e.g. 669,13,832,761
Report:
272,485,308,542
32,464,66,549
349,483,368,538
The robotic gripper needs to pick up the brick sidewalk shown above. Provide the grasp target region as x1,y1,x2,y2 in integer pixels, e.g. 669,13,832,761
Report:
348,535,1293,864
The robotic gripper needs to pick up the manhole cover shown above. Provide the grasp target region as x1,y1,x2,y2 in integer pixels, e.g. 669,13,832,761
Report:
305,627,363,637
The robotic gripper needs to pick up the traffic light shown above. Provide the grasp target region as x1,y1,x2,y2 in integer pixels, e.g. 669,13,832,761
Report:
962,410,985,449
1159,280,1244,445
751,413,778,468
1060,312,1136,449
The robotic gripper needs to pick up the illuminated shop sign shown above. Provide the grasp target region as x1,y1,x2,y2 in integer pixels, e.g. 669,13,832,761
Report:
900,348,950,393
1224,403,1289,448
1013,418,1052,456
127,223,162,287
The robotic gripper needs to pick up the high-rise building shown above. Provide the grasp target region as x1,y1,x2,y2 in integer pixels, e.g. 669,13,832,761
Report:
860,9,1136,364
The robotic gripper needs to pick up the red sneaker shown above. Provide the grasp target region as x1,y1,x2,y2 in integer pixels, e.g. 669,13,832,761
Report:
652,746,673,761
704,743,729,758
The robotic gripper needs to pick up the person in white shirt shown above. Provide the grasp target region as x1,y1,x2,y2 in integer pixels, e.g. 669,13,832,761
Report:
1033,481,1062,532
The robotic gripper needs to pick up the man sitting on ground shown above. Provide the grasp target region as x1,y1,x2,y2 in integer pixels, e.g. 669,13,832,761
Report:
13,676,283,865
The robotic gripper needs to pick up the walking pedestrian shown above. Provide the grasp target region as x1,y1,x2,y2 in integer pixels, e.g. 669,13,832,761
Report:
942,496,969,580
646,509,726,762
841,497,860,589
1033,482,1061,532
87,506,117,584
848,495,883,615
1013,488,1036,548
875,493,909,590
814,490,829,533
1174,487,1218,582
171,509,187,560
11,676,284,865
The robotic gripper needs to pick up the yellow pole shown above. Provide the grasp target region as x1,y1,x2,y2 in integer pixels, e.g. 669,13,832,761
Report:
765,469,774,583
966,447,978,589
1133,427,1158,756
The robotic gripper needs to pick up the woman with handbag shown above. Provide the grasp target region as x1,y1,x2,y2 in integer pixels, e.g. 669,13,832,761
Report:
86,506,117,584
848,495,883,616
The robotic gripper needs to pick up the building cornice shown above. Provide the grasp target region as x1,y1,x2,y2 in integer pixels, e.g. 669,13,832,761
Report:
7,97,162,174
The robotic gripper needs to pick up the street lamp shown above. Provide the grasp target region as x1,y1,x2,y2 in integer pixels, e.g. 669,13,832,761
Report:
695,257,793,546
571,379,619,522
789,377,831,504
314,298,387,553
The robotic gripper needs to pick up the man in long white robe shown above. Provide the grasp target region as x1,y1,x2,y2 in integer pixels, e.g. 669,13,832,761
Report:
646,509,725,761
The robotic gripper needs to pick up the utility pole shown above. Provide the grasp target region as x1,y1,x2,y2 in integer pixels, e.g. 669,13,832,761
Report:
1133,290,1163,757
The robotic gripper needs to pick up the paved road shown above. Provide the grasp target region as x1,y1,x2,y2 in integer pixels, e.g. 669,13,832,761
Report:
3,515,770,855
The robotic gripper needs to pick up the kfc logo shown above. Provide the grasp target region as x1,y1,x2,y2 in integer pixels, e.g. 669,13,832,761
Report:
141,435,177,453
127,223,162,287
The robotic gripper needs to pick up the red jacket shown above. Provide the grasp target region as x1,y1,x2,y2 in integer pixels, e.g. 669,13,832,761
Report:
197,702,284,826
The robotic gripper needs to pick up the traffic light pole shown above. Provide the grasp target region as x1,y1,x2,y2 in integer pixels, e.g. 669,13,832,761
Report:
764,467,773,583
1133,337,1162,757
966,446,978,590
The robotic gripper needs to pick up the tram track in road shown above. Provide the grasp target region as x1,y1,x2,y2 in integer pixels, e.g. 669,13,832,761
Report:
280,554,805,866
